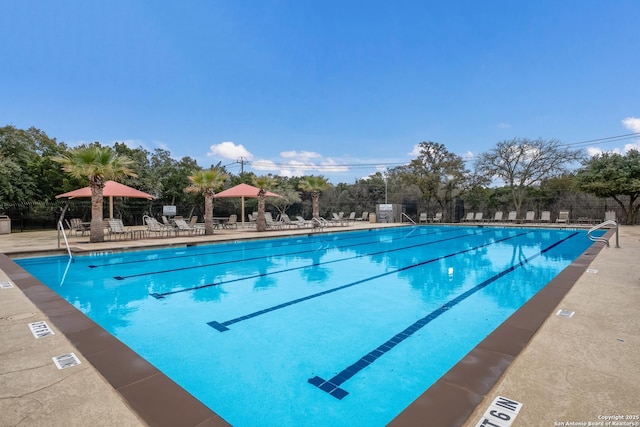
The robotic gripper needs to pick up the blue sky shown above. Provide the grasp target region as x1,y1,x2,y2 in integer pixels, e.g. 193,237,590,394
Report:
2,1,639,183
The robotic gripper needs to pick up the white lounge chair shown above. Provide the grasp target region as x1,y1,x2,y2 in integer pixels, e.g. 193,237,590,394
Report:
432,212,443,223
524,211,536,223
556,211,570,224
506,211,517,222
540,211,551,223
491,211,503,222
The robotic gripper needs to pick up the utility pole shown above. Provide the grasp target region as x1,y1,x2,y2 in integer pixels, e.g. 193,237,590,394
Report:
238,157,246,174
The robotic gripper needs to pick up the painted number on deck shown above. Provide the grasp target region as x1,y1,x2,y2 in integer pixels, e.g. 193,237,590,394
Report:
475,396,523,427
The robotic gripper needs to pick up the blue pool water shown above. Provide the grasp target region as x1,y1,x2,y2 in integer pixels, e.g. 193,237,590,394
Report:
16,226,599,426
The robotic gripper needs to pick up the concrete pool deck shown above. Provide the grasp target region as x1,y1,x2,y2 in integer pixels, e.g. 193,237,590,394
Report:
0,223,638,426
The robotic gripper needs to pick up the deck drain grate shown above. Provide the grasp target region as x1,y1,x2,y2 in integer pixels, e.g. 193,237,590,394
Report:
28,321,55,338
556,309,575,318
0,281,14,289
52,352,81,369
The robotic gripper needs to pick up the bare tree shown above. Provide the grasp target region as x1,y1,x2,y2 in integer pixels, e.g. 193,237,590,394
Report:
474,138,583,217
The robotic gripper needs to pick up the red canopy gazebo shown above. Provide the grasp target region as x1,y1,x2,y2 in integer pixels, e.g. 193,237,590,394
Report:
214,183,281,224
56,181,155,219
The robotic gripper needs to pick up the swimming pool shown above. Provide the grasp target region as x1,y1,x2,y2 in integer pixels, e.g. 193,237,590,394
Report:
16,225,601,426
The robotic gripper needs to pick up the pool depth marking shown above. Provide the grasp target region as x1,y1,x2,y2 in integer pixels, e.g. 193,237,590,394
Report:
151,228,495,299
308,232,579,399
206,230,533,332
117,227,459,280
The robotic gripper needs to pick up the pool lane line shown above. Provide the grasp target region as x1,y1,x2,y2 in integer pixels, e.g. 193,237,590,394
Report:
114,227,460,280
150,228,498,299
307,231,580,400
88,226,430,269
205,230,532,332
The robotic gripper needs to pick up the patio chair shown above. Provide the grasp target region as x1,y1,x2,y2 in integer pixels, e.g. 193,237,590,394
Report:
474,212,484,222
67,218,89,236
225,214,238,229
524,211,536,223
463,212,474,222
189,216,198,226
144,215,173,238
347,212,356,222
265,212,283,229
295,216,314,228
540,211,551,223
107,219,133,240
356,212,369,221
556,210,570,224
491,211,503,222
506,211,517,222
174,218,204,235
418,213,428,223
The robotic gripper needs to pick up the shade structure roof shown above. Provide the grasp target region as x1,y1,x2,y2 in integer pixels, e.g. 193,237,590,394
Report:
55,181,155,200
214,183,281,224
55,180,155,218
214,183,280,199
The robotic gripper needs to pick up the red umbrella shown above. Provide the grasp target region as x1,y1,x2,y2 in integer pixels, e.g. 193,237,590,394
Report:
56,181,155,218
214,183,281,224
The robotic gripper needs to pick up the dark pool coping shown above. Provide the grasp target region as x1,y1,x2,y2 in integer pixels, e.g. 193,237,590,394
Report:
0,229,610,427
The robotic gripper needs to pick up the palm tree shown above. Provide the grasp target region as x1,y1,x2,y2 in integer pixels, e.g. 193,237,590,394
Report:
54,146,136,243
185,169,226,235
252,175,276,232
298,175,331,219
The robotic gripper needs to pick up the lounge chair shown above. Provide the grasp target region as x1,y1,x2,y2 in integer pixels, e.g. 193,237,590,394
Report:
556,211,570,224
463,212,474,222
355,212,369,222
189,216,198,226
295,216,314,228
491,211,503,222
524,211,536,223
174,218,204,235
506,211,517,222
347,212,356,222
540,211,551,223
265,212,283,229
144,215,174,237
107,219,133,240
474,212,484,222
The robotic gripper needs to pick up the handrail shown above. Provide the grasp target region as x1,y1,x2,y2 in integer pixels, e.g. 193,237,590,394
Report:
588,220,619,248
401,213,416,224
58,221,74,261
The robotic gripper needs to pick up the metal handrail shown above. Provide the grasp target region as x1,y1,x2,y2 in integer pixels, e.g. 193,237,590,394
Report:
588,220,619,248
58,221,74,261
401,213,416,224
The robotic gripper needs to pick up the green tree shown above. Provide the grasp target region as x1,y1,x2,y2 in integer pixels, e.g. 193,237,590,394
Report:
53,146,137,242
298,175,331,219
574,150,640,224
185,168,226,235
252,175,277,231
394,142,470,221
475,138,583,217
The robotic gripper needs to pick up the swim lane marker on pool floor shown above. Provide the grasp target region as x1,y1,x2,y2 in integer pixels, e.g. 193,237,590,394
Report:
307,233,577,399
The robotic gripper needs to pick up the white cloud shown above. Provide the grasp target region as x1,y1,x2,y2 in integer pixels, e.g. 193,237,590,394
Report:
251,159,278,170
624,141,640,152
319,158,349,173
207,141,253,160
280,150,321,161
622,117,640,133
497,123,511,129
409,144,421,156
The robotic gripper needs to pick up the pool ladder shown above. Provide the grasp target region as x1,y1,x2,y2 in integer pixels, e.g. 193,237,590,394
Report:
57,221,74,261
588,220,619,248
401,213,416,224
